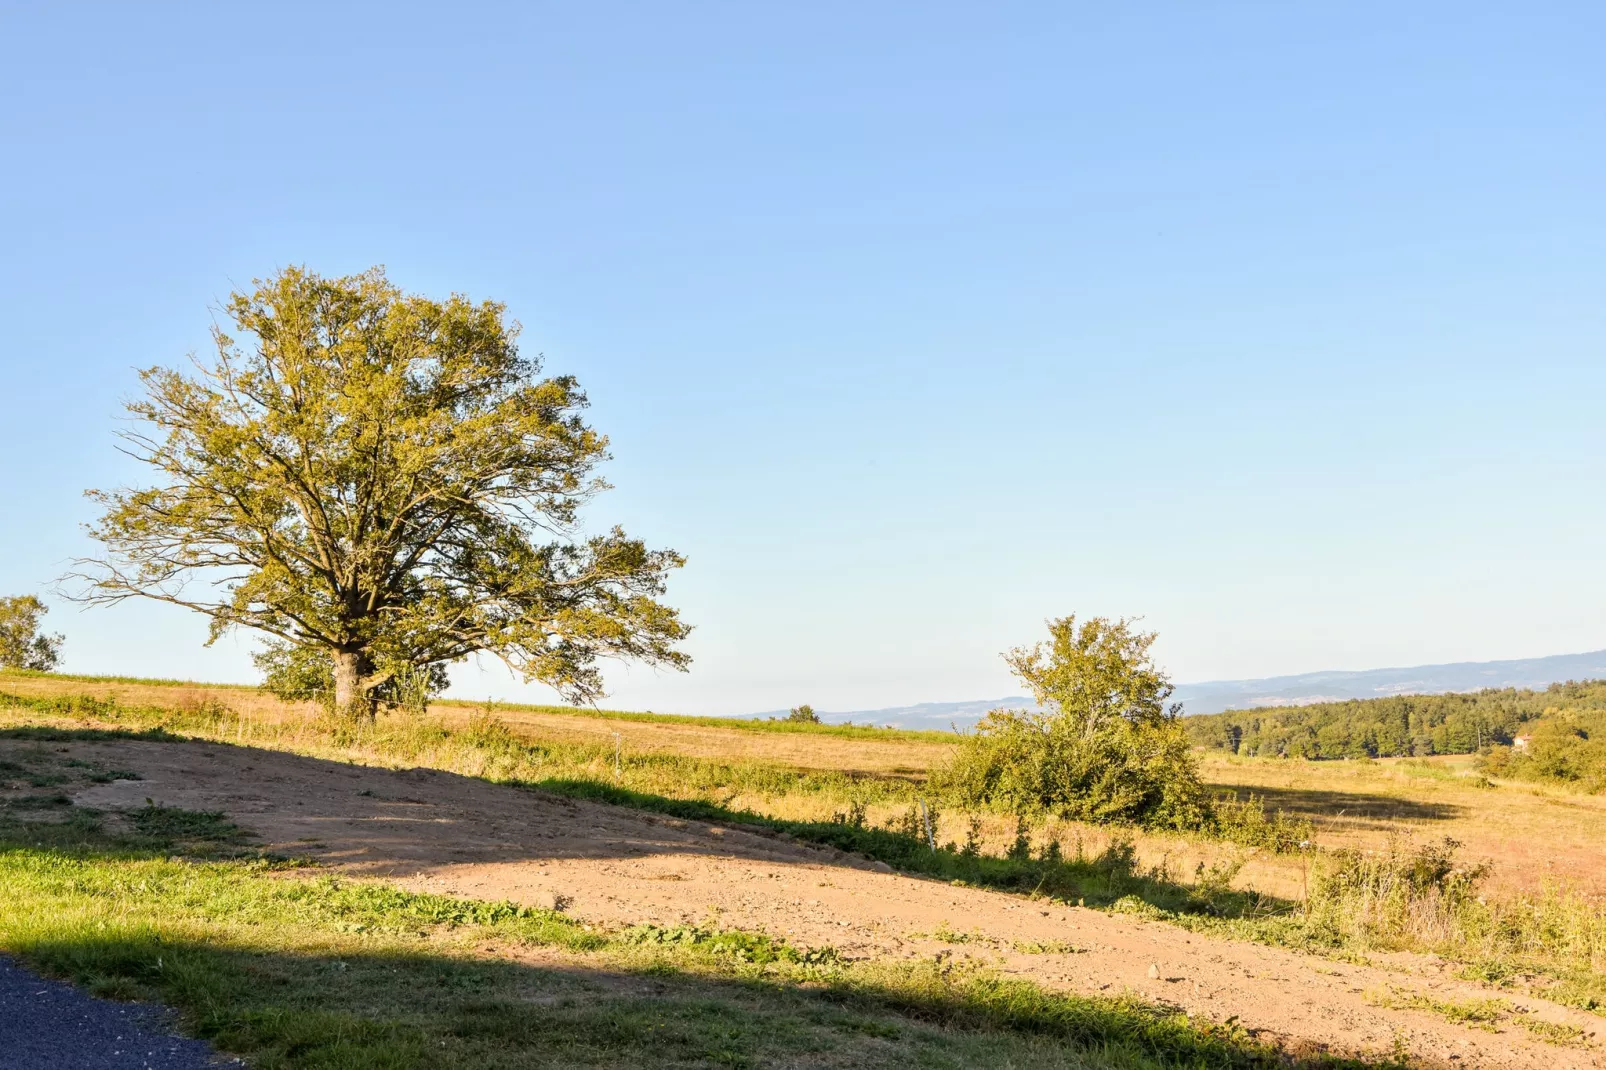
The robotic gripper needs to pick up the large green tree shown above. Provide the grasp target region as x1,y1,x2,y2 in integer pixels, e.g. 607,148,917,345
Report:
75,266,690,716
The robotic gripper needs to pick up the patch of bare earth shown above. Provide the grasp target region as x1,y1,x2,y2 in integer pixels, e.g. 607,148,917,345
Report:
46,738,1605,1068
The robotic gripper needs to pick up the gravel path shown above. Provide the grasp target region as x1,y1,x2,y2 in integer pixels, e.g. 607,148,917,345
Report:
0,956,222,1069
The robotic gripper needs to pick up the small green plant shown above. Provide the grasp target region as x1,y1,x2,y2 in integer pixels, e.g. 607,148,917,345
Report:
1519,1017,1587,1046
1365,987,1506,1032
86,768,143,784
126,804,248,850
960,815,984,858
787,704,821,724
1012,939,1084,955
831,797,868,828
930,922,980,945
1006,815,1034,861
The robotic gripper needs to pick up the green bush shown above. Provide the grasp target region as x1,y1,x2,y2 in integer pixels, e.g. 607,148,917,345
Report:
932,616,1209,829
935,706,1207,828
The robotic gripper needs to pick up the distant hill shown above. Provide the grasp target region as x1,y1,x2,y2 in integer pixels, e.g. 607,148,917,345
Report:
773,649,1606,730
1169,649,1606,714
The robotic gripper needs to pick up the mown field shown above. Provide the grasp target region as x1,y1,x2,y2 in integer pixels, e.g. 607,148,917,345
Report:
2,670,1604,1066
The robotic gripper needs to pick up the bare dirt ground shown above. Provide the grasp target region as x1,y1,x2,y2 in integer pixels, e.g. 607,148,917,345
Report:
25,736,1596,1068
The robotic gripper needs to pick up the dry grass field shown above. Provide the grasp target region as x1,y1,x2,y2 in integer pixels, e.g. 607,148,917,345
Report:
1202,752,1606,901
0,673,949,777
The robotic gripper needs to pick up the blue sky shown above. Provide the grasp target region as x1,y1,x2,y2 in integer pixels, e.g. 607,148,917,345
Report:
1,3,1602,714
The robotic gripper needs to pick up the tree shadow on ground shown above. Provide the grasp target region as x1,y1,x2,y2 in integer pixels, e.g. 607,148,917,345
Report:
1210,784,1464,828
2,925,1382,1069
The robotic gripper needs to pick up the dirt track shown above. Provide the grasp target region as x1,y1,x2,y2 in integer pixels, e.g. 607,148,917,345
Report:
43,737,1605,1068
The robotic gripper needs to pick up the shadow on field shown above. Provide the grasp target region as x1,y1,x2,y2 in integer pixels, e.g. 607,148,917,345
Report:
2,927,1338,1070
1210,784,1464,827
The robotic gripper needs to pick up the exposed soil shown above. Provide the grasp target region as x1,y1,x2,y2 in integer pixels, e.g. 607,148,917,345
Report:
38,737,1605,1068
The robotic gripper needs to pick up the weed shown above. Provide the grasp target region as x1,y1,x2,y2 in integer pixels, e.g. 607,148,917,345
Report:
1365,987,1506,1032
1011,939,1084,955
1521,1017,1588,1046
126,804,246,848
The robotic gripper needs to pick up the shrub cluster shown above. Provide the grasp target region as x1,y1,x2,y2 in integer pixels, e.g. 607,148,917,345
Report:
1297,835,1606,974
929,615,1212,831
932,706,1207,829
1479,708,1606,792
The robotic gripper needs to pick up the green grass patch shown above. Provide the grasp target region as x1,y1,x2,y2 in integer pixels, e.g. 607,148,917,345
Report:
1365,988,1506,1032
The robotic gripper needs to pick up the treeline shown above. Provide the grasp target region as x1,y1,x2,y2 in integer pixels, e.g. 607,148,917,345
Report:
1481,707,1606,792
1185,680,1606,760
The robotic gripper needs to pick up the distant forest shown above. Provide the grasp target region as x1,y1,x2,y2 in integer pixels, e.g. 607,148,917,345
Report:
1184,680,1606,759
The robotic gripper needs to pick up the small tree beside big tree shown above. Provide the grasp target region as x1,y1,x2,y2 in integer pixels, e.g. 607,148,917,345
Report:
74,266,690,718
933,615,1207,829
0,595,64,672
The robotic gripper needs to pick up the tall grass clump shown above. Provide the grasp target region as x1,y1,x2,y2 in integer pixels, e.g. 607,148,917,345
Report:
1298,835,1606,975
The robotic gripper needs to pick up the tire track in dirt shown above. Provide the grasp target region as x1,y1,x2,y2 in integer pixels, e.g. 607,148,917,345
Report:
54,738,1605,1068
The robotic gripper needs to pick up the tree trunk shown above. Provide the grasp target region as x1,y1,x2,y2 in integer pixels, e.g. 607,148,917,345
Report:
332,649,374,720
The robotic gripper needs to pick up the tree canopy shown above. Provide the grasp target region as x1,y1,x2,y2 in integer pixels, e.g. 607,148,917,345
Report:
0,595,63,672
934,616,1206,828
75,266,690,715
1184,680,1606,759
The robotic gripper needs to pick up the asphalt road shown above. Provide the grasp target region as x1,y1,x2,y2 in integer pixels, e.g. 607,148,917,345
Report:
0,956,223,1069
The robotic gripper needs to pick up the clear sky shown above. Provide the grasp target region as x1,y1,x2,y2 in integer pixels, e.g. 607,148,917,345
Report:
1,3,1602,714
